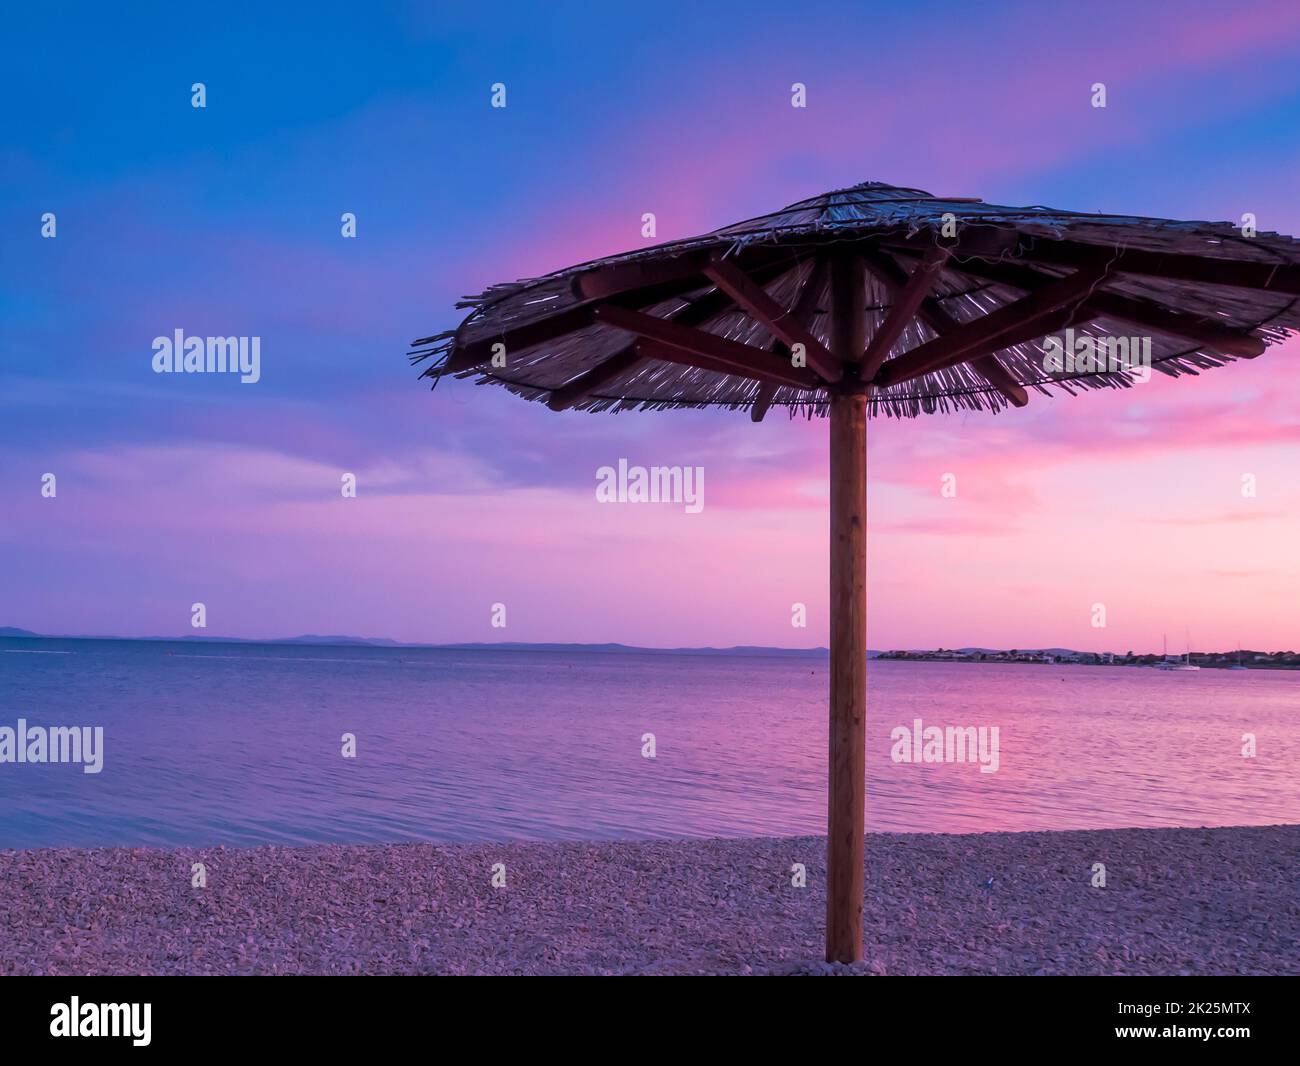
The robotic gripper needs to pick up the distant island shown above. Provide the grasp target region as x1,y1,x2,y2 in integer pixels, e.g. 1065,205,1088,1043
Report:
878,647,1298,670
0,627,829,658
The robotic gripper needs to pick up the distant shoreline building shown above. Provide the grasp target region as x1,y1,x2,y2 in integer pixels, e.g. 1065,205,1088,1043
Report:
876,647,1296,669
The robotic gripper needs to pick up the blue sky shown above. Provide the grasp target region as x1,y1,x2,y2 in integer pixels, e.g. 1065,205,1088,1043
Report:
4,1,1300,649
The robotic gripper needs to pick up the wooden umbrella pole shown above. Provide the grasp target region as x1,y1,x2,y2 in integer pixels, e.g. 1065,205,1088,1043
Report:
826,252,868,964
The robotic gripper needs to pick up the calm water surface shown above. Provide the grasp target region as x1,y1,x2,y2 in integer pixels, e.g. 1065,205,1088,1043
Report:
2,638,1297,848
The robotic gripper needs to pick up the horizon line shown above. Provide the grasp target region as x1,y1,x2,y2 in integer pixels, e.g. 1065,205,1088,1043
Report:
1,627,1288,658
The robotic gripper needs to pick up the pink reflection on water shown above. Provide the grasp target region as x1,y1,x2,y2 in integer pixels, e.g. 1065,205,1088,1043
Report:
3,644,1296,847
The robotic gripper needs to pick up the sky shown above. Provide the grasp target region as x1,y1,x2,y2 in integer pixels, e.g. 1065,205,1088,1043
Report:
2,0,1300,652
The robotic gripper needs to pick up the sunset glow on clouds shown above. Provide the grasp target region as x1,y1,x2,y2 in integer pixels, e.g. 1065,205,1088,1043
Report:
3,1,1300,651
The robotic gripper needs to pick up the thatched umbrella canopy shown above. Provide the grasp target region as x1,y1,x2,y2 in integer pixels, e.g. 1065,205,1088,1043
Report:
412,180,1300,963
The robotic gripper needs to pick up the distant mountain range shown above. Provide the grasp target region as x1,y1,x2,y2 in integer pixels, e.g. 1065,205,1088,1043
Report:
438,642,837,657
12,627,1261,661
0,627,835,657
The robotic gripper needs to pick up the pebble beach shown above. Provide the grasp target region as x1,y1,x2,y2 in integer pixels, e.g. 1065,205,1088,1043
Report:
1,824,1295,976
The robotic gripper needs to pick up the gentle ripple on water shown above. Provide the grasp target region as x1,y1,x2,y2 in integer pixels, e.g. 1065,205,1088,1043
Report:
1,639,1297,847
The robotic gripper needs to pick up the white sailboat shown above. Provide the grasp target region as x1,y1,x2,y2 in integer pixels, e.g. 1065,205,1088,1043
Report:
1154,632,1200,671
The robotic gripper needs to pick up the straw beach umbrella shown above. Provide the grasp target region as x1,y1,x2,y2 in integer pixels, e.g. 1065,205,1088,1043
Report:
411,181,1300,963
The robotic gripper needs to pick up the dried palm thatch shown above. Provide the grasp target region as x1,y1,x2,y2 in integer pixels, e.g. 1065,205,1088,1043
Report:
411,181,1300,419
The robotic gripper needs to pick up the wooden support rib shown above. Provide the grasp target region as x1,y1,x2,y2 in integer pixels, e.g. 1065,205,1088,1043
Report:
1077,291,1264,357
443,260,798,377
544,260,798,411
591,303,821,389
749,383,778,422
546,348,646,411
878,301,1094,389
860,246,950,380
754,257,830,422
967,350,1031,403
703,252,842,383
440,305,595,374
1021,242,1300,296
903,254,1268,358
882,231,1300,296
871,261,1110,389
632,340,816,390
789,257,831,326
860,246,1028,406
